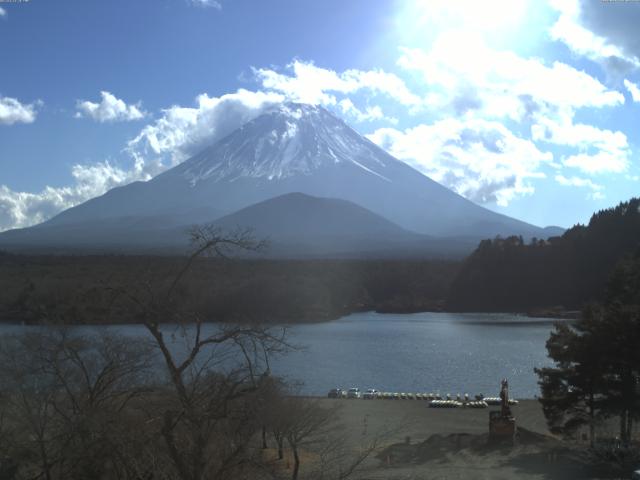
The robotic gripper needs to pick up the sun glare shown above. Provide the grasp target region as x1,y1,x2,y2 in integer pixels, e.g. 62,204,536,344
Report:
396,0,533,48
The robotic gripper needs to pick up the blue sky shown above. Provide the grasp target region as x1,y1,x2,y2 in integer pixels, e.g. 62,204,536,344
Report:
1,0,640,231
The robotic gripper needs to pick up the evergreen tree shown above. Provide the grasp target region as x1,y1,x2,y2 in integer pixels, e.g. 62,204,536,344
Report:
536,249,640,444
535,318,605,444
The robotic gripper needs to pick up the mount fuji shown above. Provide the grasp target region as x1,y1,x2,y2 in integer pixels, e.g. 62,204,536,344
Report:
0,103,561,256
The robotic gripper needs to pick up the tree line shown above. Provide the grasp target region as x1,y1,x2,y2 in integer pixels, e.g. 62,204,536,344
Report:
0,251,459,325
447,198,640,312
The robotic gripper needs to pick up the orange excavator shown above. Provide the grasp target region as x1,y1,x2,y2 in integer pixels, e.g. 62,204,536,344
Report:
489,378,517,442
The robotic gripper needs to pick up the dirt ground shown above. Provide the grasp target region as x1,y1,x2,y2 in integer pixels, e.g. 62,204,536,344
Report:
311,398,624,480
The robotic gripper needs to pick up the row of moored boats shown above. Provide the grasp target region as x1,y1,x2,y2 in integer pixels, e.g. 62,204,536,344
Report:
327,388,519,409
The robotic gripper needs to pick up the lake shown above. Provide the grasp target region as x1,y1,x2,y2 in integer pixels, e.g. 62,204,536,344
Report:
0,311,560,398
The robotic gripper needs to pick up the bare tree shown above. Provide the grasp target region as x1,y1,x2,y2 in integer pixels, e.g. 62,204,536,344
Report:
106,225,291,480
261,378,293,461
284,398,336,480
0,329,154,480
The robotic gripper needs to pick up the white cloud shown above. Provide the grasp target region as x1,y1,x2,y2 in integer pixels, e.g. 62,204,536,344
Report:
397,31,624,121
406,0,532,33
548,0,640,73
368,118,553,206
0,88,284,231
189,0,221,8
76,91,146,123
555,174,604,200
338,99,397,124
562,151,628,176
0,7,6,18
397,31,628,182
0,158,162,232
254,60,422,108
624,78,640,102
128,88,284,166
531,114,630,174
0,96,40,125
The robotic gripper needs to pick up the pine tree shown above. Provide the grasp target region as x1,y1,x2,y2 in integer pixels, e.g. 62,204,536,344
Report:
535,319,604,445
537,248,640,444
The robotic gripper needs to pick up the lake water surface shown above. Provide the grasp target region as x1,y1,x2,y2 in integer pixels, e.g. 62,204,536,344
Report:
0,312,560,398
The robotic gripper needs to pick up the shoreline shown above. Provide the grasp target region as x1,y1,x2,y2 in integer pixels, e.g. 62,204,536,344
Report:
305,394,539,402
0,307,580,326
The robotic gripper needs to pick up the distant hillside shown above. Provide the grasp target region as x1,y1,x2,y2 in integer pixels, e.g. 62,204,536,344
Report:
0,193,479,259
211,192,477,258
447,198,640,312
214,192,410,238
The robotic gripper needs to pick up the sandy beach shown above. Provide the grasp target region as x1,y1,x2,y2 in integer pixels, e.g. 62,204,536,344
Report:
291,398,619,480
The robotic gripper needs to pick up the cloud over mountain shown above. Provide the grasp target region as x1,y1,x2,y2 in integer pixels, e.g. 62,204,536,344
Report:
254,60,421,109
127,89,284,166
368,118,553,206
0,159,162,232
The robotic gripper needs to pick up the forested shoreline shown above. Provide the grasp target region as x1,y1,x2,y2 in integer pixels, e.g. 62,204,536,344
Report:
0,253,460,325
447,198,640,313
2,197,639,326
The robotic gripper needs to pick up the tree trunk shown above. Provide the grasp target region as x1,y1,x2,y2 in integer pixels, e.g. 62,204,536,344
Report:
161,411,192,480
262,426,267,449
621,368,634,444
291,445,300,480
620,409,628,444
589,391,595,448
38,441,52,480
277,436,284,460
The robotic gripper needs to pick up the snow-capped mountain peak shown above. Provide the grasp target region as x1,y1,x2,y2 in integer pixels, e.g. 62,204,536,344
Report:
173,102,392,185
25,101,551,243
